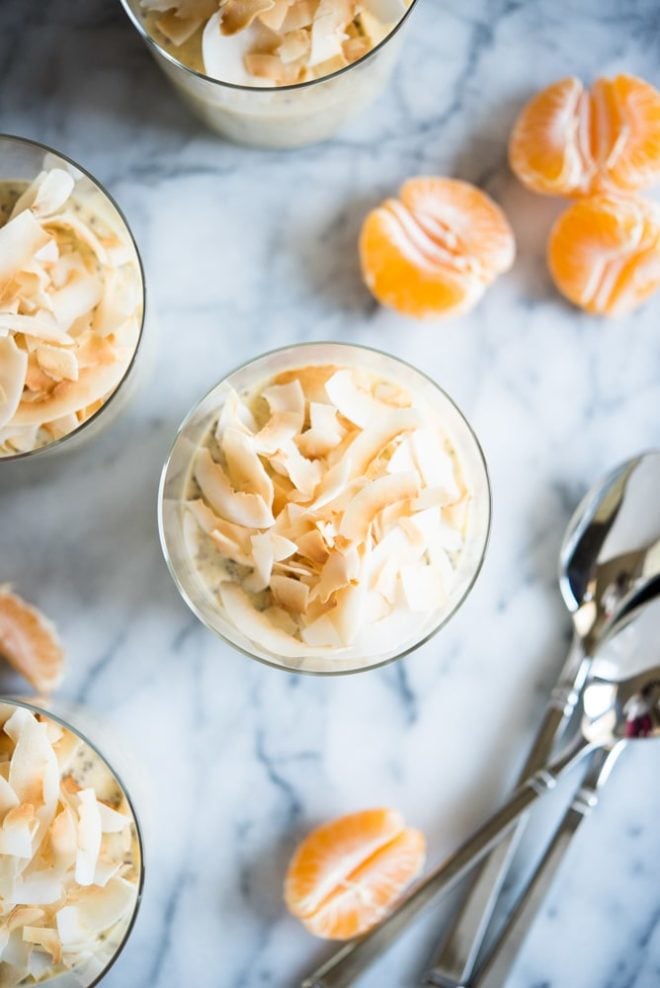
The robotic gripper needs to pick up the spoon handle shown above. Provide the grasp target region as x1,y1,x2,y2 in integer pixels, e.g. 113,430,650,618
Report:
423,634,590,987
300,736,594,988
471,743,624,988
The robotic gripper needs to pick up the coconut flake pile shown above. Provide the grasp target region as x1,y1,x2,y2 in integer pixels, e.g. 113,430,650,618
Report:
141,0,408,86
0,167,143,457
185,364,470,659
0,704,140,986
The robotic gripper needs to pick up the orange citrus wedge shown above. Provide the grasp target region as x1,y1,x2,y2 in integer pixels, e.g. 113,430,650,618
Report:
548,193,660,316
510,74,660,197
359,177,515,319
0,588,64,693
284,807,426,940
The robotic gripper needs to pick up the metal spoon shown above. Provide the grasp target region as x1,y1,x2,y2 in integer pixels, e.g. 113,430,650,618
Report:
302,602,660,987
471,586,660,987
424,450,660,987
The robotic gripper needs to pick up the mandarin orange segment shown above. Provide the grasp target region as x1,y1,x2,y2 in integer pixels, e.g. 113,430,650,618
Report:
548,194,660,316
509,73,660,197
359,177,515,319
0,587,64,693
284,808,426,940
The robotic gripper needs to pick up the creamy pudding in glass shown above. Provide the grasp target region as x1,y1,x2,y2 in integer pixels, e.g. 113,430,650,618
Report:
159,343,491,674
0,136,145,461
0,699,143,986
119,0,419,147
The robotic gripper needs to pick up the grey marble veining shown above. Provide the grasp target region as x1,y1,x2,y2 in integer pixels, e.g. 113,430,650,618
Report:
2,0,660,985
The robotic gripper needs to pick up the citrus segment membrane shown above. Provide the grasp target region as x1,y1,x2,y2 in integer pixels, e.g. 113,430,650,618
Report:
284,808,425,939
359,177,515,318
0,588,64,693
510,73,660,197
548,194,660,316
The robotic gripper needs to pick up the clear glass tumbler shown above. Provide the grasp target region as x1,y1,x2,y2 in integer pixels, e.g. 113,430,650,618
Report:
0,134,146,463
118,0,420,148
0,697,144,987
158,342,491,675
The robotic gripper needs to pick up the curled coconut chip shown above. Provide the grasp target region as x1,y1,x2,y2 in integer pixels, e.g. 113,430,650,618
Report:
185,364,472,659
140,0,410,86
0,588,64,693
0,704,140,984
0,166,142,456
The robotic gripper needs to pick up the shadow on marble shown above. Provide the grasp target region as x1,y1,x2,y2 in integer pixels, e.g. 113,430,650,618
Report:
291,191,385,319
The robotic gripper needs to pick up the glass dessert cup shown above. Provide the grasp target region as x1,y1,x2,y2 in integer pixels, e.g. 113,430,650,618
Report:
0,696,144,987
118,0,419,148
158,342,491,675
0,134,146,464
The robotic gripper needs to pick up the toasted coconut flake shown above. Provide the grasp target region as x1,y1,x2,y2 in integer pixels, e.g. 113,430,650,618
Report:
332,580,368,647
278,28,311,63
270,575,309,613
155,11,204,44
36,345,79,384
97,803,130,834
252,412,301,455
0,312,70,345
281,0,316,31
295,529,329,565
245,52,301,84
324,367,391,428
222,426,273,504
22,927,61,965
245,531,297,593
315,546,360,604
0,211,49,283
300,614,342,648
340,472,420,542
50,273,103,333
0,778,19,818
194,447,275,528
0,338,28,430
0,590,64,693
296,402,345,457
411,430,461,499
75,790,102,887
270,441,322,497
258,0,290,31
217,388,257,437
68,876,137,938
362,0,407,21
0,805,38,859
262,379,305,423
18,170,75,220
309,0,351,65
50,806,77,865
220,0,276,35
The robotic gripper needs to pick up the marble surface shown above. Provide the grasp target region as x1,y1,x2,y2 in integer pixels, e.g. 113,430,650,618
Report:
2,0,660,985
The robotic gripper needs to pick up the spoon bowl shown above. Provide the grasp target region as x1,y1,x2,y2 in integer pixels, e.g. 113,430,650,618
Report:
560,451,660,650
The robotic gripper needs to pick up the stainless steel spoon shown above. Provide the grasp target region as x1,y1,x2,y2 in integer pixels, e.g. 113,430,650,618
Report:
301,603,660,987
471,587,660,987
424,450,660,987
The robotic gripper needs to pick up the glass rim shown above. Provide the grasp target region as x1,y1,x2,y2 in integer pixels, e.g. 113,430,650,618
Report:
118,0,420,95
0,133,147,464
158,340,492,677
0,695,145,986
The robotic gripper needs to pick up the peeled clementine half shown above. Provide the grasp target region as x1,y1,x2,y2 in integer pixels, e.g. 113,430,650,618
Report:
359,177,515,319
548,194,660,316
510,74,660,197
0,588,64,693
284,808,425,940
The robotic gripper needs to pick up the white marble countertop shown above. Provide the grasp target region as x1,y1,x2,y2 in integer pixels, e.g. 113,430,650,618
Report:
2,1,660,985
